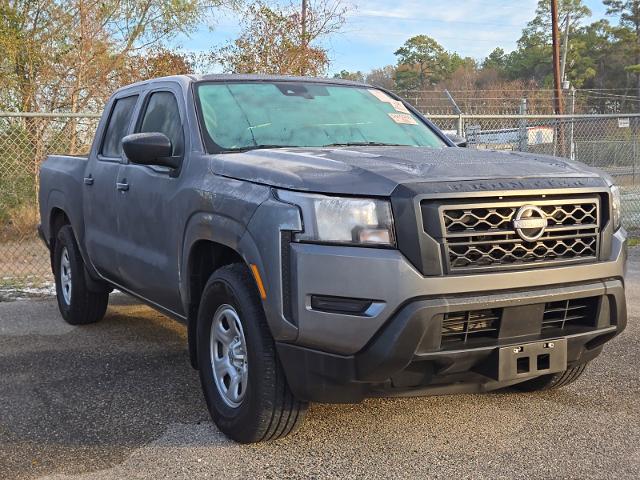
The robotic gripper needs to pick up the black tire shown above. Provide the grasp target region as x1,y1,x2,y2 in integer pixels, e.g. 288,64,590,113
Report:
196,263,307,443
53,225,109,325
515,363,588,392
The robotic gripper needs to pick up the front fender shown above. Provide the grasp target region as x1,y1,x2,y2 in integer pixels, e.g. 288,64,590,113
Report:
243,196,303,342
180,193,303,349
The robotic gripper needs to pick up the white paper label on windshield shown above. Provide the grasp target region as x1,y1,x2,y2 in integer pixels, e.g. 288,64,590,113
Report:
368,89,394,103
389,99,411,114
388,113,418,125
368,89,411,113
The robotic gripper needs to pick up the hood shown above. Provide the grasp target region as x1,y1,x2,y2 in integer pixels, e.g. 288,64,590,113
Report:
212,146,608,196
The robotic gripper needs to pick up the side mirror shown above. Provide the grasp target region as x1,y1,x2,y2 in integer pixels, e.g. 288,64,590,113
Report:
122,132,181,169
445,133,467,148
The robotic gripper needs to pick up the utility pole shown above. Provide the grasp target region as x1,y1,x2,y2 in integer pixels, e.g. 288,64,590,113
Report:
300,0,308,76
551,0,564,115
551,0,566,156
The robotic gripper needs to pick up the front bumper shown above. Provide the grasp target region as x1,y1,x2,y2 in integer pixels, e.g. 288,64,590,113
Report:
278,278,625,402
276,229,627,403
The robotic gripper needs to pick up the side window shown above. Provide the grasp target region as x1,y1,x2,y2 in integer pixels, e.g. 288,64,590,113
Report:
139,92,184,156
101,95,138,158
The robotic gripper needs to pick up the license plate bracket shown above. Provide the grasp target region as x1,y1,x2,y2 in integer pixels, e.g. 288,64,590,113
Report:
497,338,567,381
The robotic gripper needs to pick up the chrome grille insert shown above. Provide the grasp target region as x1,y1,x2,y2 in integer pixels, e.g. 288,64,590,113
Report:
435,197,600,272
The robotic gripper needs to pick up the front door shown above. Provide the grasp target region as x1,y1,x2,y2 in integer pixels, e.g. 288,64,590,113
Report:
115,88,186,315
83,94,139,280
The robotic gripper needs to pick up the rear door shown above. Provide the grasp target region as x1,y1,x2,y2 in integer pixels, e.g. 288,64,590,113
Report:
115,86,187,314
83,94,139,280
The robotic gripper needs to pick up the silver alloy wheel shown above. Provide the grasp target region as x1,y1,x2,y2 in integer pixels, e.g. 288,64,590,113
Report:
60,247,72,305
210,304,248,408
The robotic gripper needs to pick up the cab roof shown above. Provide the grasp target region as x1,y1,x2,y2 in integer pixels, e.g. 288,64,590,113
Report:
114,74,373,95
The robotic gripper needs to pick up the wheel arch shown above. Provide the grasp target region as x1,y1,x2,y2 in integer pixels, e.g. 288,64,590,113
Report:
181,212,257,369
45,189,87,266
48,206,71,271
182,201,303,370
47,200,109,294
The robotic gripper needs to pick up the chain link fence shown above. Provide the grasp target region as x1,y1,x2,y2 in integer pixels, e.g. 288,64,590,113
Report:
0,113,100,291
1,111,638,290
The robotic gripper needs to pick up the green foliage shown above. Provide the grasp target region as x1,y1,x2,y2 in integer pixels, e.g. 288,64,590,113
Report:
520,0,592,45
394,35,468,89
603,1,640,29
482,48,507,71
334,70,366,82
502,0,592,86
487,0,639,97
0,125,36,227
0,0,226,112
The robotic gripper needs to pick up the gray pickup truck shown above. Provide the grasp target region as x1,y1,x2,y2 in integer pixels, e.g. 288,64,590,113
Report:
39,75,627,443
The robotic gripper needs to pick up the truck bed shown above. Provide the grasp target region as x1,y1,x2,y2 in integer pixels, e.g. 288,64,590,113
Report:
38,154,90,246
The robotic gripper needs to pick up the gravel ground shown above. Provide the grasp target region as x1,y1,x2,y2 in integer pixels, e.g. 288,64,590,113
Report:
1,259,639,479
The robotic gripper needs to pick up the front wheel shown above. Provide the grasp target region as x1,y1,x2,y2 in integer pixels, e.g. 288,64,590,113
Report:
53,225,109,325
197,263,307,443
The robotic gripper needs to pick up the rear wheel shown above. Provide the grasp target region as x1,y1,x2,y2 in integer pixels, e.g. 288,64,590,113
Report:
197,263,307,443
515,363,589,392
53,225,109,325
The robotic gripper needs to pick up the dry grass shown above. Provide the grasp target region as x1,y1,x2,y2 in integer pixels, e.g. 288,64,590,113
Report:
0,237,51,288
1,203,39,241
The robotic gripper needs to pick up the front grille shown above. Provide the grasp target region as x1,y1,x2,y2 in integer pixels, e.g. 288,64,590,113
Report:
441,309,501,345
436,197,600,272
542,297,598,331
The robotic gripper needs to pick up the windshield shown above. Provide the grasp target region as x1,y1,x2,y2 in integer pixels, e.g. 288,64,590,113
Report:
195,82,446,152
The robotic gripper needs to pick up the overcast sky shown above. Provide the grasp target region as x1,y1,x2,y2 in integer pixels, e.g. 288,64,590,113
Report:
172,0,611,74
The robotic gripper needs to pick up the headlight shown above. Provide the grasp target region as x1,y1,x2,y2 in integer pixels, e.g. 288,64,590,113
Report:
277,190,396,247
611,185,622,231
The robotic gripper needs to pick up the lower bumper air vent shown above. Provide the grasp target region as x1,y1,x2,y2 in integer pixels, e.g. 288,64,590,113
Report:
542,297,599,331
441,309,501,345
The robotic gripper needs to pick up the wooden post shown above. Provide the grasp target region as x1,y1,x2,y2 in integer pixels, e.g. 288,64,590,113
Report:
551,0,566,156
551,0,564,115
300,0,308,76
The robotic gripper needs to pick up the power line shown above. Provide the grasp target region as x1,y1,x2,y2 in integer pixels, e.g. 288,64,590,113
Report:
579,90,640,100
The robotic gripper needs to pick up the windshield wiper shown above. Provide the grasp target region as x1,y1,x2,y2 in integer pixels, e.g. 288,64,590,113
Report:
220,142,411,153
322,142,410,147
220,145,296,153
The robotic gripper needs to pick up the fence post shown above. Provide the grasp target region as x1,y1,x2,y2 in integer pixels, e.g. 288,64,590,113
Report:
634,118,638,186
518,99,528,152
569,87,576,161
457,114,463,137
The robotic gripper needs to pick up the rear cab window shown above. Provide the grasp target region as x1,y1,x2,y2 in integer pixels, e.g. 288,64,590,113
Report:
101,95,139,158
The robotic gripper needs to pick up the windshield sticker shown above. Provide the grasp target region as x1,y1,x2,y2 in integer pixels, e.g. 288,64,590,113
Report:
368,89,394,103
368,89,411,113
388,113,418,125
389,99,411,114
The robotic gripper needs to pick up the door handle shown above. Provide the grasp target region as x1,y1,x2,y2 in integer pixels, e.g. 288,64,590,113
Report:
83,175,94,186
116,181,129,191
